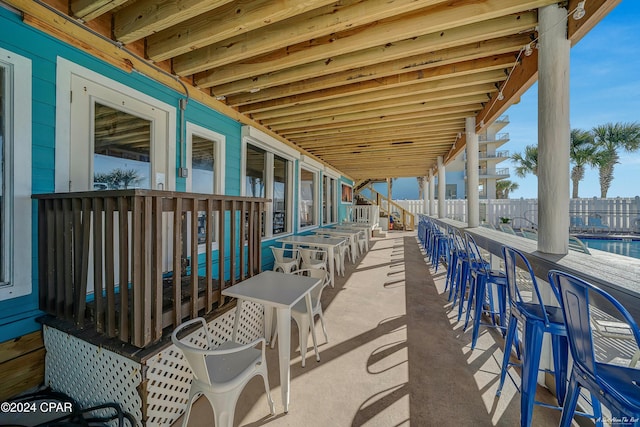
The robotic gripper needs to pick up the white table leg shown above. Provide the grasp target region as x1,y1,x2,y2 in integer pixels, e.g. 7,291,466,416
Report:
276,307,292,413
327,246,335,288
305,292,320,363
264,305,274,344
350,236,357,262
232,299,244,342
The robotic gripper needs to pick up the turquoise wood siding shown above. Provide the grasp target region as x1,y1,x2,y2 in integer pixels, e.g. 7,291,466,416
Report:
0,6,354,342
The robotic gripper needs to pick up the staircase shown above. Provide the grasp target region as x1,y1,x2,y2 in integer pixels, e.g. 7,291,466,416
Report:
354,183,415,231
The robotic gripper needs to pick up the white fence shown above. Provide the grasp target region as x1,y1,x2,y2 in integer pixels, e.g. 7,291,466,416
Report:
345,205,380,227
395,197,640,233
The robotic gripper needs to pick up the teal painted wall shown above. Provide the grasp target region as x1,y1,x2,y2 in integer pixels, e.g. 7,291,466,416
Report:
0,7,353,342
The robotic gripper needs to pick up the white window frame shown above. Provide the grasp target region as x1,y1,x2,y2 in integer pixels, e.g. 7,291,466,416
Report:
55,57,176,192
0,48,32,301
240,126,297,240
323,168,340,225
299,155,322,231
186,122,225,194
186,122,225,253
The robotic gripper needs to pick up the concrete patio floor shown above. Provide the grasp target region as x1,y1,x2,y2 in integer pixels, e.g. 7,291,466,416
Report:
174,231,569,426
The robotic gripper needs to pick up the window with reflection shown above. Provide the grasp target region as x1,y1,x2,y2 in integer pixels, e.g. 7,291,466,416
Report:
245,144,267,237
0,49,32,300
191,135,216,244
192,135,215,194
93,103,151,190
300,168,316,227
245,144,266,198
323,176,336,224
273,155,288,235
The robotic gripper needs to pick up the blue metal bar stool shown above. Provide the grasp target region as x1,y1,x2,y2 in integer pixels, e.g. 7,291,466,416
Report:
463,232,507,349
549,270,638,427
496,246,569,427
444,226,457,297
451,228,471,321
431,224,448,273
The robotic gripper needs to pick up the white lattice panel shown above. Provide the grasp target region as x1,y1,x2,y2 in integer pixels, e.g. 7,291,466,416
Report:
43,325,143,426
145,303,264,426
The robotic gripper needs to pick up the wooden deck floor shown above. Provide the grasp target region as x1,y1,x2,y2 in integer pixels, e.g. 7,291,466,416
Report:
173,231,568,426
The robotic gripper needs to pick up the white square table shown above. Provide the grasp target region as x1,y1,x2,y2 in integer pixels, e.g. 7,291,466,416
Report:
277,235,346,288
222,270,322,412
312,229,361,262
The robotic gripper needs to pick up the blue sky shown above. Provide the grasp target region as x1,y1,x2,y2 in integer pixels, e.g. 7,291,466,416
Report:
391,0,640,200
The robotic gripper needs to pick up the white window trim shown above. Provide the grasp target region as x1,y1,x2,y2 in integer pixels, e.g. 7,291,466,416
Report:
298,159,321,232
0,48,32,301
185,122,225,194
325,176,339,225
240,131,295,240
55,57,176,192
186,122,225,252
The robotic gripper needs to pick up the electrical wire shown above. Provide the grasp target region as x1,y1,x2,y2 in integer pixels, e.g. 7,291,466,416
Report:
476,1,589,131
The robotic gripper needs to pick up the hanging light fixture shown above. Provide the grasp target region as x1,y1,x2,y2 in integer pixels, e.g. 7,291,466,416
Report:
497,92,504,101
524,43,533,57
573,1,586,20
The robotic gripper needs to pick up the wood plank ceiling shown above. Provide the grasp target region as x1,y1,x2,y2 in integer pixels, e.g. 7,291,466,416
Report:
34,0,610,181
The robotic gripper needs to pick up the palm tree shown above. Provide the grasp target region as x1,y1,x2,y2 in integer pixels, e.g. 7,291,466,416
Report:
496,180,519,199
591,122,640,198
570,128,596,198
511,145,538,178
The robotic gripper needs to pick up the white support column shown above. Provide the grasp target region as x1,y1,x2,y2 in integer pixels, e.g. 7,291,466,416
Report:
538,4,570,254
437,156,446,219
429,168,435,216
422,175,428,215
466,117,480,228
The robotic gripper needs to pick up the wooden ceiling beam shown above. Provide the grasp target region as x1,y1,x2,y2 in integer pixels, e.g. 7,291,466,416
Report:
287,119,465,141
172,0,446,75
278,106,479,135
444,0,620,165
298,137,461,152
302,134,455,149
268,96,485,132
71,0,129,21
143,0,337,60
203,12,537,92
250,70,505,121
292,121,464,144
337,165,437,176
261,84,495,127
568,0,622,45
238,54,516,114
113,0,235,44
228,35,529,107
313,145,456,159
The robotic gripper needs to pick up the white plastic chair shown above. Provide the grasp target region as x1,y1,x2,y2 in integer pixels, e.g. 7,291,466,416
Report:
271,246,299,273
299,247,328,271
172,317,275,427
356,230,368,255
271,269,330,367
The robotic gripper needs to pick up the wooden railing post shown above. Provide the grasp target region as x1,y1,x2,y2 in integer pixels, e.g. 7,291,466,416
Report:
33,190,268,349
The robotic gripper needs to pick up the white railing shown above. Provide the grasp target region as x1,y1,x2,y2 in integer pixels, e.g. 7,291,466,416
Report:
345,205,380,226
396,197,640,232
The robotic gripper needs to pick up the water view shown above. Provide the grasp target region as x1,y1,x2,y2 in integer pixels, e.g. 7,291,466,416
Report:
581,237,640,260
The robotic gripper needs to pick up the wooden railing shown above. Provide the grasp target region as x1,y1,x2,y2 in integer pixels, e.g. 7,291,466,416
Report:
33,190,267,348
357,185,415,230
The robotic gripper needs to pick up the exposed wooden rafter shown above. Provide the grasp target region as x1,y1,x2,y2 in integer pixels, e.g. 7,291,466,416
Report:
11,0,621,180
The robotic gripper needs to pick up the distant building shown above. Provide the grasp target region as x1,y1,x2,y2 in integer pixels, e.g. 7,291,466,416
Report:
437,115,511,199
